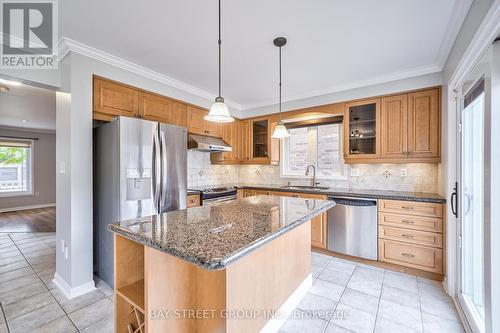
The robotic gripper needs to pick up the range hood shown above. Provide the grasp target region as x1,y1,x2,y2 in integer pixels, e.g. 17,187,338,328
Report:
188,133,232,152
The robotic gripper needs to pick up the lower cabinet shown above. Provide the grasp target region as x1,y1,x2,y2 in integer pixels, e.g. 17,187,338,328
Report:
187,194,200,208
236,189,327,249
378,199,444,274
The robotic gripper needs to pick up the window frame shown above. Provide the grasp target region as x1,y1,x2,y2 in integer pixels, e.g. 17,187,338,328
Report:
0,138,34,198
280,123,347,180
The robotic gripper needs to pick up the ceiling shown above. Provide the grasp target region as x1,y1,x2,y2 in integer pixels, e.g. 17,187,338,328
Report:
0,83,56,131
60,0,470,111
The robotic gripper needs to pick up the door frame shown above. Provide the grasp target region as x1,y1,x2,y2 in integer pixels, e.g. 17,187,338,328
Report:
445,3,500,333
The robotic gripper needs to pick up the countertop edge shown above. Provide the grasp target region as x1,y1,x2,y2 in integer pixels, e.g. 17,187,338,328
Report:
108,199,335,271
234,185,446,204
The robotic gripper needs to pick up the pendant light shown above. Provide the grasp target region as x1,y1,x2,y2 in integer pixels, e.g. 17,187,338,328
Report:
205,0,234,123
271,37,290,138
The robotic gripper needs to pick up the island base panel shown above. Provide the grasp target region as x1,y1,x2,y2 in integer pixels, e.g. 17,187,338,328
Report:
131,221,312,333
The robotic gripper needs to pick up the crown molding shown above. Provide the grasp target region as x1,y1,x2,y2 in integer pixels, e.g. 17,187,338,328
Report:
57,37,243,111
0,125,56,134
435,0,474,69
241,64,441,111
448,0,500,90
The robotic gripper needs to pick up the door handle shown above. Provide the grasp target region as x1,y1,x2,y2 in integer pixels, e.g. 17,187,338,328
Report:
160,127,168,212
152,127,161,213
451,182,458,218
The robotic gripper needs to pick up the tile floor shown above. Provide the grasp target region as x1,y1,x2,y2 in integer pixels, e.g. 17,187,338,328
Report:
0,232,113,333
279,252,465,333
0,233,464,333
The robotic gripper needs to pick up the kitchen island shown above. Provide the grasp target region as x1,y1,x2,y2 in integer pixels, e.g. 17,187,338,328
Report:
108,195,335,333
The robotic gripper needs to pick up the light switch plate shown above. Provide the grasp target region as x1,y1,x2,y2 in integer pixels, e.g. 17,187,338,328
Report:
59,162,65,174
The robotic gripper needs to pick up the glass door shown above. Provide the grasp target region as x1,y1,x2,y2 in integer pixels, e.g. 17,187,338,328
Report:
459,79,485,331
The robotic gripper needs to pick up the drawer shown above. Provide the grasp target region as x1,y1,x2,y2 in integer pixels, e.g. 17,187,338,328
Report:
378,199,443,218
378,225,442,248
187,194,200,207
378,212,442,233
378,239,443,274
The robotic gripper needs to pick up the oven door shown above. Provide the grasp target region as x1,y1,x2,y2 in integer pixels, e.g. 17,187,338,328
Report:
202,194,237,205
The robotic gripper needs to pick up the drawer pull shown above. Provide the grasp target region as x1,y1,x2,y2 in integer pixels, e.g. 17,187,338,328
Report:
292,194,300,198
402,220,415,224
401,206,414,210
401,253,415,258
401,234,414,239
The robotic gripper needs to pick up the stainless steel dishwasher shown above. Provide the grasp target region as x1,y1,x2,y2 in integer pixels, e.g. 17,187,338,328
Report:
327,196,378,260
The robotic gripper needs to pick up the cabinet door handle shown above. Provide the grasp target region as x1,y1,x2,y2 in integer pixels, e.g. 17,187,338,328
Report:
402,219,415,224
407,151,413,156
401,253,415,258
402,151,408,157
401,234,414,239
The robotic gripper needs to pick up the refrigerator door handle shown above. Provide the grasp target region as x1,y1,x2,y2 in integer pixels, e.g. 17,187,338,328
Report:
152,128,161,213
160,128,168,213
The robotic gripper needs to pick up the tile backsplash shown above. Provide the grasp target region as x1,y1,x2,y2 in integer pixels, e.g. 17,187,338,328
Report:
188,151,440,193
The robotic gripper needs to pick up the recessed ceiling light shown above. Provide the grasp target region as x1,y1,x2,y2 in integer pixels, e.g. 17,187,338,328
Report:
0,78,22,86
22,119,28,123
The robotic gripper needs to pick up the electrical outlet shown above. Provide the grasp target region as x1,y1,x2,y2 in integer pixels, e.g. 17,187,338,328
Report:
400,168,407,177
350,169,359,177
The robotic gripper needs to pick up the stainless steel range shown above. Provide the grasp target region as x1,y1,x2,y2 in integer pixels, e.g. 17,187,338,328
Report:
198,186,237,205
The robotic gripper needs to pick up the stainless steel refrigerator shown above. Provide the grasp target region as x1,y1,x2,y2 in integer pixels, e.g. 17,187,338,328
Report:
93,116,187,287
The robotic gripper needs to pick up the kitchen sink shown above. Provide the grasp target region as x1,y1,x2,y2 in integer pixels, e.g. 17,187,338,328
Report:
281,185,330,191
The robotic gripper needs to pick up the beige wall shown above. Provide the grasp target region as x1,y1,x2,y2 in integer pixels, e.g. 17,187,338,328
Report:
0,128,56,210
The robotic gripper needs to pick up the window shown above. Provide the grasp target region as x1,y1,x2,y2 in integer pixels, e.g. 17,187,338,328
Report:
0,139,33,196
282,123,345,178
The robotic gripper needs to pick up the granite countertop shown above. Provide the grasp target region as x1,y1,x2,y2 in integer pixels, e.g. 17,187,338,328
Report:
188,184,446,203
108,195,335,270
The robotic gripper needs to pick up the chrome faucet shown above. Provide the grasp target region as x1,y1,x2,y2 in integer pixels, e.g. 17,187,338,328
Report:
305,164,318,187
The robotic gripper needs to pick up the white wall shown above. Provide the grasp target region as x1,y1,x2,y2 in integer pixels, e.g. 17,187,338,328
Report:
241,72,442,118
0,128,56,211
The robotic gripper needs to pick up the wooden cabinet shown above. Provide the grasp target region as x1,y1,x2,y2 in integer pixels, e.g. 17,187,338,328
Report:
93,76,189,128
344,98,381,162
299,193,328,249
380,95,407,159
250,118,271,162
187,106,221,137
93,77,139,120
345,88,440,163
378,199,444,274
379,89,440,162
187,194,200,208
407,89,440,159
172,102,187,127
211,120,239,164
239,120,251,162
138,92,173,123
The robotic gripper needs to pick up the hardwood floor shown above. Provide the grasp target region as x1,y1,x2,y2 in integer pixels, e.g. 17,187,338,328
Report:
0,207,56,233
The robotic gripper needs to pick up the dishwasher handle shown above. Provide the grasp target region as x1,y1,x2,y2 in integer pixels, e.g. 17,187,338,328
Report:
328,197,377,207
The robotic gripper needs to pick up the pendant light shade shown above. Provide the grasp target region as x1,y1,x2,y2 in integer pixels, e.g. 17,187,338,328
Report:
205,0,234,123
271,120,290,138
271,37,289,139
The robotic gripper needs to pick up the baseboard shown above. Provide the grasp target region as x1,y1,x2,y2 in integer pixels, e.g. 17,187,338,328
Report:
52,272,96,299
259,273,312,333
0,203,55,213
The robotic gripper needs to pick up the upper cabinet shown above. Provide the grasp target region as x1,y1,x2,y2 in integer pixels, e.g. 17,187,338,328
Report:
407,89,440,160
93,77,139,120
344,88,440,163
138,92,173,123
344,99,381,160
93,76,191,130
252,119,270,160
187,106,221,137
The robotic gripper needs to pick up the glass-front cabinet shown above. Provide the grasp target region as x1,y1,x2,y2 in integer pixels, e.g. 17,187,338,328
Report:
252,119,270,160
344,99,380,161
